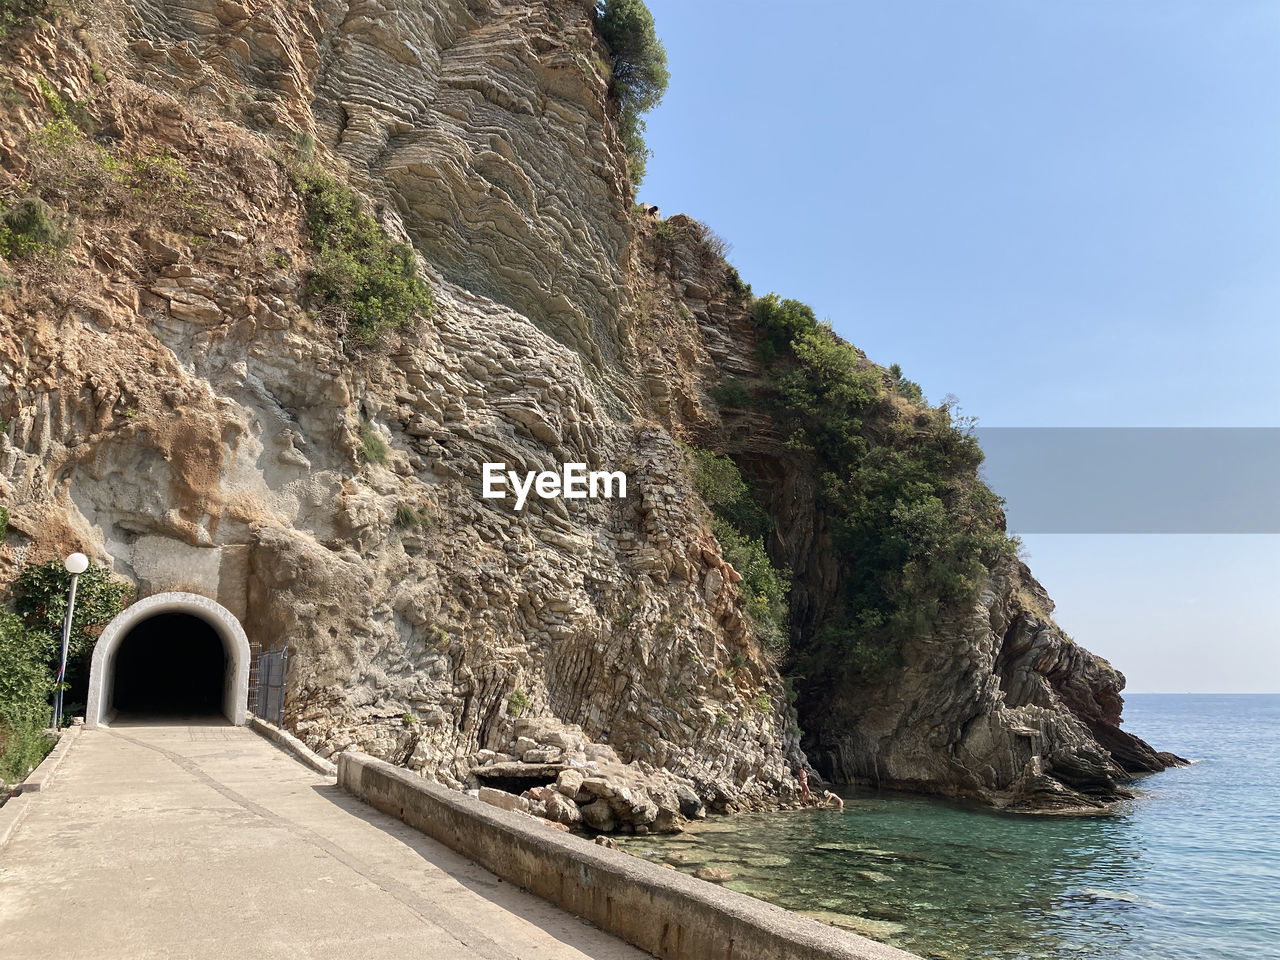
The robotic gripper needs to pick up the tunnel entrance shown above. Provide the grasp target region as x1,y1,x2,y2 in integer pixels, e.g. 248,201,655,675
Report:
111,613,227,719
86,592,251,728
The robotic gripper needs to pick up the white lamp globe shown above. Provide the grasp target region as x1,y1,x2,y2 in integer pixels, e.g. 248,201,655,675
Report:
64,552,89,575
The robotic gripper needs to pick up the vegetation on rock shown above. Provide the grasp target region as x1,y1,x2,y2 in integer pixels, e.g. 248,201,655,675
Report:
394,501,434,529
748,294,1016,679
0,0,50,40
358,423,390,464
0,197,67,259
888,362,924,404
289,164,434,344
507,689,531,717
686,444,791,656
1,79,207,266
595,0,668,186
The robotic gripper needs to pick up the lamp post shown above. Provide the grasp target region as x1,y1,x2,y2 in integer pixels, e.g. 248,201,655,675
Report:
52,552,89,731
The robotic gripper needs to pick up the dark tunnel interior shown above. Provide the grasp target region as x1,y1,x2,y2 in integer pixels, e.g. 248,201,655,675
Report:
111,612,227,719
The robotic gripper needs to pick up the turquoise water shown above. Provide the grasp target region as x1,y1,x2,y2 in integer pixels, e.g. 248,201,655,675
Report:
618,694,1280,959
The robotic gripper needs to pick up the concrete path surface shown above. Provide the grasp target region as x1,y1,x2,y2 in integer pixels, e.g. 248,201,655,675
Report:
0,721,647,960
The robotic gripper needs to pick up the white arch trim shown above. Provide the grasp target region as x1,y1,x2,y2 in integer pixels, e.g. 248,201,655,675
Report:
85,592,251,729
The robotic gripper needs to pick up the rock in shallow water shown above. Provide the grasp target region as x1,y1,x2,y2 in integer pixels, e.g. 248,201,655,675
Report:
694,866,735,883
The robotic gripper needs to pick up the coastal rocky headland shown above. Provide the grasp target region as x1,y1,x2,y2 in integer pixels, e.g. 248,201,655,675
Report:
0,0,1180,830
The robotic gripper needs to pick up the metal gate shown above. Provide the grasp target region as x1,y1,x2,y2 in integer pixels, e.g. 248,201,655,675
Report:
253,647,287,727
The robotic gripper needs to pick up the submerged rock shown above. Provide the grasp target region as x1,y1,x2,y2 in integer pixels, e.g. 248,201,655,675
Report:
694,866,735,883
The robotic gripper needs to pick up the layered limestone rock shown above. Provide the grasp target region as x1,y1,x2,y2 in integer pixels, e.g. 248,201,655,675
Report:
129,0,633,369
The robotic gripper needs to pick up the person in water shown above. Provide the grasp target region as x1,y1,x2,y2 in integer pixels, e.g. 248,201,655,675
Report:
821,789,844,811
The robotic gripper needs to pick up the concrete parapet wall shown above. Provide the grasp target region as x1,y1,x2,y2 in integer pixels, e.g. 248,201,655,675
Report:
338,751,920,960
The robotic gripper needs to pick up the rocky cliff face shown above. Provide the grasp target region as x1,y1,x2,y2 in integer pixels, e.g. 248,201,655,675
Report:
621,217,1184,811
0,0,804,831
0,0,1173,824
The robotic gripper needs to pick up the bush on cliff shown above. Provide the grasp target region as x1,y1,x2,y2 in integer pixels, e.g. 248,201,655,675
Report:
0,0,51,40
290,164,434,345
6,80,207,259
596,0,668,186
711,518,791,656
750,294,1016,679
889,362,924,403
686,445,791,656
0,197,68,260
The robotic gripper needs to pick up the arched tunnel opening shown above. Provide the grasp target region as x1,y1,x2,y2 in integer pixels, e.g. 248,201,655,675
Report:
110,612,228,721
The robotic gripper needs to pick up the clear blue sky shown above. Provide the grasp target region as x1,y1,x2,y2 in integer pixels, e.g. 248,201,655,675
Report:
638,0,1280,693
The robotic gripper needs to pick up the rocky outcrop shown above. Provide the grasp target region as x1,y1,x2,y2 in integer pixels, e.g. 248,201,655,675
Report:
800,559,1185,810
624,217,1185,812
129,0,633,370
471,715,716,834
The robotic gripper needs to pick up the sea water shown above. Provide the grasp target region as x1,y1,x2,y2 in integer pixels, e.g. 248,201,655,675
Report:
617,694,1280,959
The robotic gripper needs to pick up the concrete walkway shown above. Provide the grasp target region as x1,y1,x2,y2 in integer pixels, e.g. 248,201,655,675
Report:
0,721,647,960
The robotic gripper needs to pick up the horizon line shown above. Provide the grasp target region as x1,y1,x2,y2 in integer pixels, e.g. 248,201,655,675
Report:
1126,691,1279,696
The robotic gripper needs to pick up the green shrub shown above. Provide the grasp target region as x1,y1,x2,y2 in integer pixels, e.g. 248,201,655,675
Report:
294,131,315,163
596,0,668,186
507,689,531,717
685,444,747,508
712,518,791,656
889,363,924,403
37,77,94,135
0,197,68,260
359,425,389,464
750,294,1016,679
684,443,791,655
394,501,433,529
290,164,433,344
686,443,772,540
709,377,751,410
724,266,752,302
0,504,8,539
0,612,55,783
13,560,131,707
0,0,52,41
0,613,49,723
14,84,206,243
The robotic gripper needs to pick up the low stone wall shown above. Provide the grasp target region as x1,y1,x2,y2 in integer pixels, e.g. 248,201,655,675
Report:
338,752,919,960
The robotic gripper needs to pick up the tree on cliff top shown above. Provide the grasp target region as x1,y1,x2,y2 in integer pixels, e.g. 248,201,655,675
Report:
596,0,669,186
